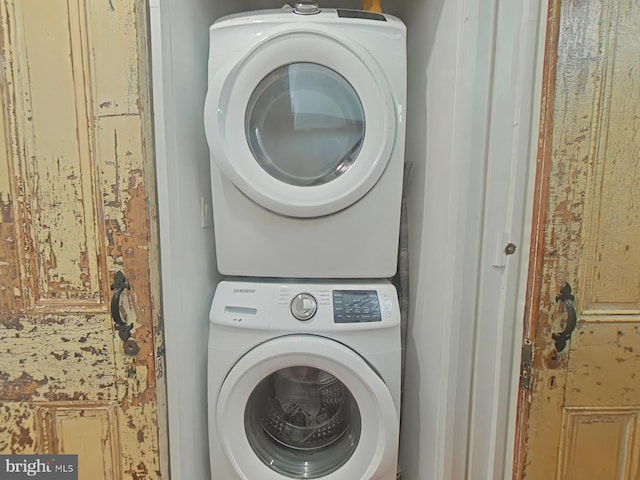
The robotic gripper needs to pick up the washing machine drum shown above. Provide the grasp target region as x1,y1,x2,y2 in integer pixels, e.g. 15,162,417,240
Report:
247,366,361,477
204,28,398,218
215,335,399,479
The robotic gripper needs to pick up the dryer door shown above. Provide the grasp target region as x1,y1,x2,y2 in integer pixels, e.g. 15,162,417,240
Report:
204,26,397,218
215,335,399,479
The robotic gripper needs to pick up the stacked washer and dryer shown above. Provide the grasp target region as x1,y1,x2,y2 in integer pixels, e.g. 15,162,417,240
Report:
204,3,407,479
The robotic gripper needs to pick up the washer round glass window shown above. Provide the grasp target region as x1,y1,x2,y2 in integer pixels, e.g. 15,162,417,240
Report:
245,366,361,478
245,63,365,187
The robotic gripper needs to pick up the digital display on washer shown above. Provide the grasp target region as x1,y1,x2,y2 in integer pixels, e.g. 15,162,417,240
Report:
333,290,381,323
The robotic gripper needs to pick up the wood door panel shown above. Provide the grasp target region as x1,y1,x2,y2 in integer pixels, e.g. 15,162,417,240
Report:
580,0,640,315
0,315,117,402
522,2,607,472
88,0,142,117
518,0,640,478
0,0,167,477
537,0,604,322
557,408,640,480
0,198,22,314
565,324,640,405
0,40,22,316
4,0,105,310
35,402,122,480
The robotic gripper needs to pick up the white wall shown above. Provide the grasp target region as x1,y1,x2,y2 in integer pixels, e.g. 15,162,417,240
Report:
149,1,219,479
150,0,541,479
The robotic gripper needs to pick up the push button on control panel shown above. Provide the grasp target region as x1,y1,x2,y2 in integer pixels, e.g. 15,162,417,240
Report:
291,293,318,321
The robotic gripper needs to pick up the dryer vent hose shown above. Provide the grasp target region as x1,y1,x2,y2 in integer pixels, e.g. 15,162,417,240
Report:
394,161,412,398
393,162,412,480
362,0,382,13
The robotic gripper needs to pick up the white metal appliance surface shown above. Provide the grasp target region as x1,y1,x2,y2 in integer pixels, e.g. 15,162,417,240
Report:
204,6,407,278
208,279,401,480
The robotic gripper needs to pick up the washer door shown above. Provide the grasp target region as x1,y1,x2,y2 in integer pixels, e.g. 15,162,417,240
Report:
204,26,397,218
216,335,399,480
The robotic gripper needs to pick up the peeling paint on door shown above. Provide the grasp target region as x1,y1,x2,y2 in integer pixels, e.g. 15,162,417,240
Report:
515,0,640,478
0,1,168,478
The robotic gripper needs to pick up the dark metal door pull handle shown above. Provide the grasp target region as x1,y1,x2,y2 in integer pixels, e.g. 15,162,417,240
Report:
552,282,577,352
111,272,133,342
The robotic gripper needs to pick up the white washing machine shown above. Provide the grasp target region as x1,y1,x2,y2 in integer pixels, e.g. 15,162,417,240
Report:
208,279,401,480
204,5,407,278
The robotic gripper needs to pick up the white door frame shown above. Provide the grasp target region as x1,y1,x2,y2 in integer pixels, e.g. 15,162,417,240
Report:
397,0,544,477
464,0,547,478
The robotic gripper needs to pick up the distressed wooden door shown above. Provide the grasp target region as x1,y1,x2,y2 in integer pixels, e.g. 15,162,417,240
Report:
514,0,640,478
0,1,168,479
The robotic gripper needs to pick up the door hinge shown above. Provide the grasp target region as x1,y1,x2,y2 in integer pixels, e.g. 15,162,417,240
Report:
520,337,533,391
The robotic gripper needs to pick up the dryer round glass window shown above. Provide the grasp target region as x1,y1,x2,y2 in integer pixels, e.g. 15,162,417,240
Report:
245,62,365,187
244,365,362,478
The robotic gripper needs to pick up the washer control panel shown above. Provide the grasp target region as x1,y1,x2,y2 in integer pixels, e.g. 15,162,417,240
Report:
333,290,382,323
290,293,318,321
210,280,399,331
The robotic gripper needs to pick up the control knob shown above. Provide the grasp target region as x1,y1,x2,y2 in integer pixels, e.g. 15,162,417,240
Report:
293,2,320,15
291,293,317,321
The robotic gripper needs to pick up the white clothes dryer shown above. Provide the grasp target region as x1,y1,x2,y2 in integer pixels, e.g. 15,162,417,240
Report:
204,6,407,278
208,279,401,480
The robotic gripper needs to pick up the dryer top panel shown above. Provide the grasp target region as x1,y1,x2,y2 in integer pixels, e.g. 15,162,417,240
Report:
212,7,405,33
